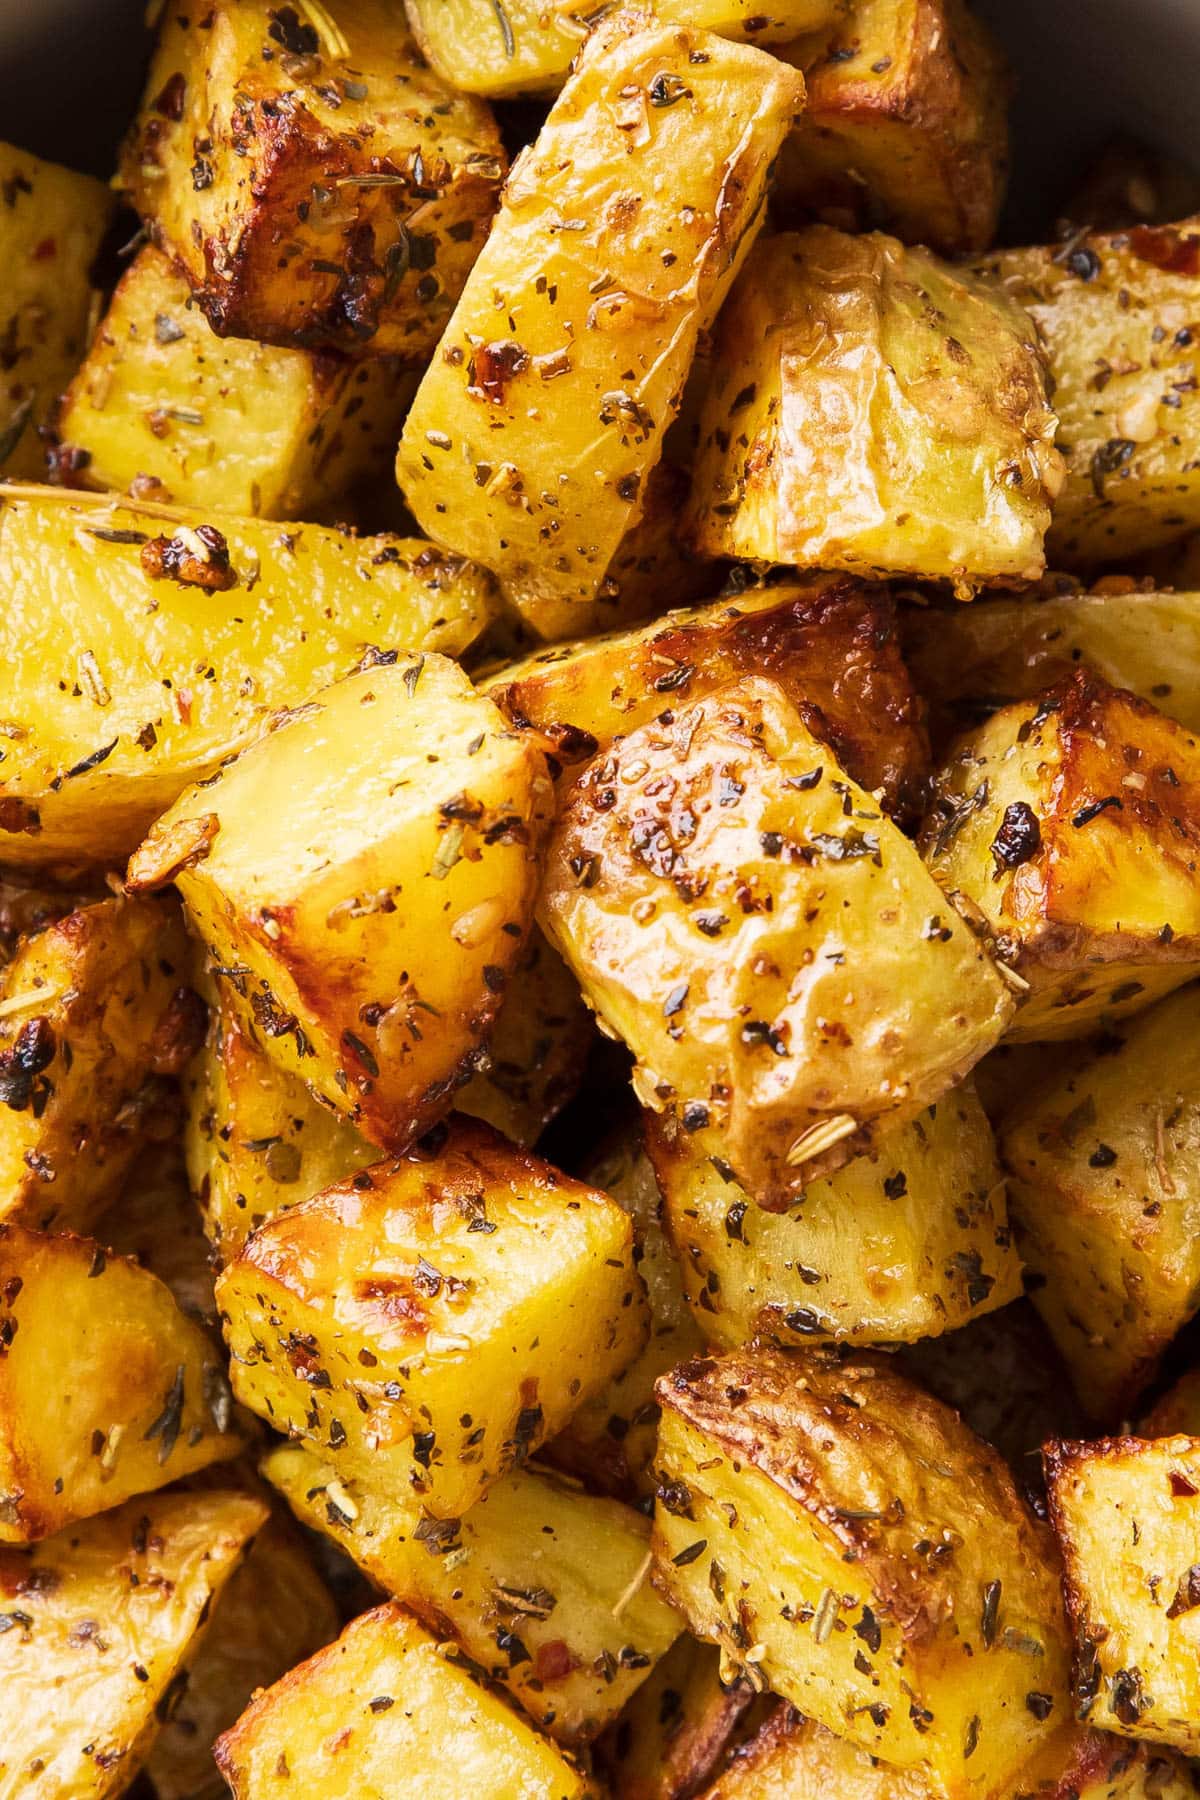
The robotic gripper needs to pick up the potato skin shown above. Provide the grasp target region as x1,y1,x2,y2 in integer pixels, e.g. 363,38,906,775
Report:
0,1224,242,1543
652,1348,1072,1799
135,657,553,1152
593,1634,760,1800
685,228,1062,586
979,220,1200,566
775,0,1010,255
539,677,1012,1207
217,1115,648,1519
0,140,112,480
57,246,417,518
120,0,505,355
396,17,804,640
214,1601,596,1799
1045,1435,1200,1754
0,1488,267,1800
0,491,495,869
920,671,1200,1041
488,575,931,823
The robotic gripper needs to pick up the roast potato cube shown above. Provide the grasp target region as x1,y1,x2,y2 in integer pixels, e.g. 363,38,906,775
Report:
1000,986,1200,1420
132,657,552,1151
980,221,1200,566
593,1635,759,1800
0,489,495,868
546,1131,705,1500
650,1079,1020,1349
404,0,838,98
652,1348,1072,1798
120,0,506,356
57,246,417,518
1046,1435,1200,1753
217,1116,647,1518
214,1600,595,1798
1012,1728,1200,1800
0,895,201,1236
456,929,593,1146
920,672,1200,1041
487,575,931,823
775,0,1009,255
539,677,1014,1208
100,1142,219,1329
902,588,1200,751
184,998,370,1269
0,1224,241,1541
0,1488,266,1800
145,1510,339,1800
685,228,1062,587
0,140,112,479
396,17,803,641
265,1443,681,1742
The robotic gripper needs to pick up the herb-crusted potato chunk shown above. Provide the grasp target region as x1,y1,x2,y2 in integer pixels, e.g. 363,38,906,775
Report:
593,1634,760,1800
0,895,202,1236
0,1488,267,1800
145,1511,339,1800
547,1131,705,1499
652,1349,1072,1799
120,0,506,356
0,1224,241,1541
980,220,1200,566
132,658,552,1151
999,986,1200,1420
649,1079,1020,1349
214,1600,596,1798
100,1142,219,1330
539,677,1014,1208
902,589,1200,750
396,17,804,641
265,1444,681,1742
217,1116,647,1518
456,929,592,1146
487,575,931,822
920,672,1200,1041
0,141,112,479
405,0,838,98
1013,1728,1200,1800
57,246,417,518
775,0,1010,255
685,228,1062,588
1046,1435,1200,1753
0,490,495,868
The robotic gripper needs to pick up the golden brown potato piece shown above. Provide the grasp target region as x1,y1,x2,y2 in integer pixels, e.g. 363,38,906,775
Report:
144,1511,339,1800
119,0,506,356
583,462,723,636
132,657,552,1152
1142,1370,1200,1438
0,877,88,963
265,1443,681,1743
184,997,370,1269
457,930,592,1146
979,219,1200,566
57,246,417,518
0,489,495,869
999,986,1200,1421
214,1601,596,1798
1013,1729,1200,1799
405,0,838,97
775,0,1009,254
217,1115,647,1519
0,895,201,1236
593,1634,760,1800
396,17,803,641
0,141,112,479
1046,1434,1200,1754
902,588,1200,750
546,1130,705,1499
685,228,1062,588
0,1223,242,1542
0,1487,266,1800
650,1079,1019,1349
98,1141,218,1330
920,671,1200,1041
652,1348,1072,1799
487,575,931,823
539,677,1013,1207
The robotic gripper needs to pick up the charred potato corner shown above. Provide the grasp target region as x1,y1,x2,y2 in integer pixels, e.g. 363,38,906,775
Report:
9,2,1200,1795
